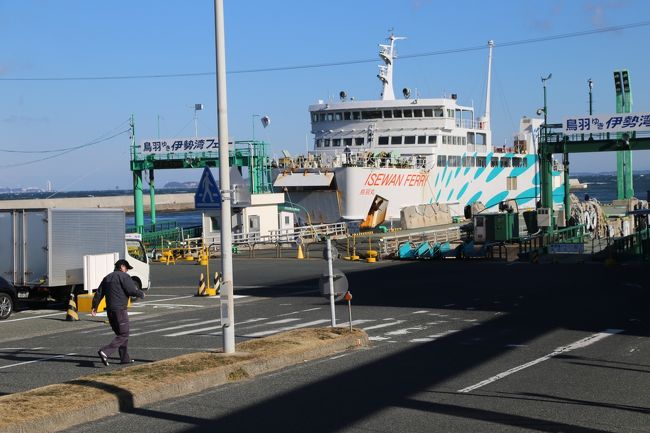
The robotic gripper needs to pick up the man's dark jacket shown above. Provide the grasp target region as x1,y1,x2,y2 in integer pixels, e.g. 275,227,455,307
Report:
92,271,144,311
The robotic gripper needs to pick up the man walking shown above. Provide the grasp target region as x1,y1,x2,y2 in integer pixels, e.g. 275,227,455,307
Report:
92,259,145,366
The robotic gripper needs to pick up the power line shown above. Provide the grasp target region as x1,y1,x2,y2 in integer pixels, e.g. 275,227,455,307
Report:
0,129,130,168
1,20,648,82
0,118,131,154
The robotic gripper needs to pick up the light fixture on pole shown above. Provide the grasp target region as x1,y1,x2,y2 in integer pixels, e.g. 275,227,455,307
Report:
194,103,204,138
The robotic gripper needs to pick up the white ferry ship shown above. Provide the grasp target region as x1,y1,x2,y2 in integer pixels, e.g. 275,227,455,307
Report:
274,35,564,223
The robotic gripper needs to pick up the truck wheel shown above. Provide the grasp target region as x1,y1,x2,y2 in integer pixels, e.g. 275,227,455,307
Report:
0,293,14,320
131,278,142,291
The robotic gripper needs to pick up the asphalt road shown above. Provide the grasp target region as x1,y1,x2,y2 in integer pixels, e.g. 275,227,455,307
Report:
1,257,649,432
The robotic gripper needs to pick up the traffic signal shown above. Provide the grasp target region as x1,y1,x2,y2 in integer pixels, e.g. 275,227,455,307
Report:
621,70,630,93
613,71,623,93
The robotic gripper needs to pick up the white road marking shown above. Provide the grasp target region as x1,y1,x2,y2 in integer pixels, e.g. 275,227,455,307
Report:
412,310,430,314
337,319,375,328
91,312,144,318
163,317,268,337
362,320,405,331
136,295,195,305
0,312,63,322
131,319,221,337
278,307,322,317
0,352,76,370
242,319,330,338
368,336,390,341
136,303,204,308
330,354,349,360
410,330,459,343
266,318,301,325
458,329,624,393
385,326,428,336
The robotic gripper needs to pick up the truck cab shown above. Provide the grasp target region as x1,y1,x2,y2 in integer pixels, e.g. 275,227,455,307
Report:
125,233,150,291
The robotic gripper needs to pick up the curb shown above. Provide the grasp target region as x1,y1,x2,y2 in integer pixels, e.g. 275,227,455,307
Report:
0,328,368,433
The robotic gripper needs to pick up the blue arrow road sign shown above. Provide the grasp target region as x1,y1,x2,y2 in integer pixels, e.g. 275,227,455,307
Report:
194,167,221,209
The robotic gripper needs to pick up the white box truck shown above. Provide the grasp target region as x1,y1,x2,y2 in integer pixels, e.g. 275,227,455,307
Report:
0,208,150,302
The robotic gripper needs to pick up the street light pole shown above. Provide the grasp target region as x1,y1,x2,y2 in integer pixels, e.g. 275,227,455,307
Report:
252,114,260,141
194,104,203,138
214,0,235,354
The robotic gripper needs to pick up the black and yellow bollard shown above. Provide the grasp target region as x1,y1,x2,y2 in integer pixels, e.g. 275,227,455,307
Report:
196,273,207,296
65,292,79,321
210,271,221,296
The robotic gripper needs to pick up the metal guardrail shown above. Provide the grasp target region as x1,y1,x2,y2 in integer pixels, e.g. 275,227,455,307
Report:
192,221,349,257
518,224,587,258
610,227,650,260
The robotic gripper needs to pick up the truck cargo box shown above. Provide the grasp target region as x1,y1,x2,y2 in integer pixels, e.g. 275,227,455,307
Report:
0,208,126,287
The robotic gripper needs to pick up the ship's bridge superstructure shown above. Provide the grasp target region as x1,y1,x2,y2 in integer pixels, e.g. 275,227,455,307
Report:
308,96,491,168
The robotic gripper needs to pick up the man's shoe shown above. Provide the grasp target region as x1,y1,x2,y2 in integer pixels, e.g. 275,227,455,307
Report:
120,359,135,365
98,350,109,367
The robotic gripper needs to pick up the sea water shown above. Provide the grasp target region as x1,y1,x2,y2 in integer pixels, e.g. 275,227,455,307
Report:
1,174,649,229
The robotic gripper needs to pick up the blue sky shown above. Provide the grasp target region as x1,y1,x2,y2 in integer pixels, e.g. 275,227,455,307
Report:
2,0,650,191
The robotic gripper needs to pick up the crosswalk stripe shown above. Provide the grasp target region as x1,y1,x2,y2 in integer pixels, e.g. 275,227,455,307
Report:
266,318,301,325
131,319,221,337
337,319,375,328
163,317,268,337
242,319,330,338
362,320,405,331
385,326,428,336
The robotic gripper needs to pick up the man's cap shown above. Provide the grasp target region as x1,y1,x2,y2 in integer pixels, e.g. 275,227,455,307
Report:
115,259,133,270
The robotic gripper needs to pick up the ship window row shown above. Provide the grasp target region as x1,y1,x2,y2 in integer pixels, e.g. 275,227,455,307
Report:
315,137,366,147
312,108,456,123
377,135,437,146
436,155,527,168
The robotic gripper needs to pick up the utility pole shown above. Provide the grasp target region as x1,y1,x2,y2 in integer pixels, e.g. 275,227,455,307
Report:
214,0,235,353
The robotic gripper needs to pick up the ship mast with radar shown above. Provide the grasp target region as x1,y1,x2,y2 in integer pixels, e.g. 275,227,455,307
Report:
479,40,495,130
377,33,406,101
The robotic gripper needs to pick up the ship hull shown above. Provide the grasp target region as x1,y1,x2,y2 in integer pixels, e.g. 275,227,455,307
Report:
333,154,563,220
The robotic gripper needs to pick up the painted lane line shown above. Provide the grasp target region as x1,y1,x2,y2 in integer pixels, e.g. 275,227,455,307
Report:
0,352,76,370
385,326,428,336
242,319,330,338
368,336,390,341
410,330,460,342
130,319,221,337
91,312,144,318
278,307,322,317
136,295,195,305
458,329,624,393
164,325,222,337
362,320,406,331
412,310,430,314
132,303,204,308
266,318,301,325
0,312,63,323
163,317,268,337
337,319,375,328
